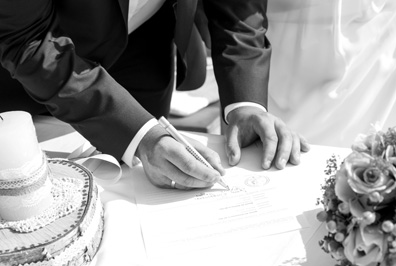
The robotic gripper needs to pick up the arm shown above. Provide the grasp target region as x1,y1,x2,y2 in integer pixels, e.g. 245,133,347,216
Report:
203,0,270,112
203,0,309,169
0,0,225,190
0,0,153,160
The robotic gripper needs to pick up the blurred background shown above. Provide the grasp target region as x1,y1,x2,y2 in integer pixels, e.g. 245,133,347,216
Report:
170,0,396,148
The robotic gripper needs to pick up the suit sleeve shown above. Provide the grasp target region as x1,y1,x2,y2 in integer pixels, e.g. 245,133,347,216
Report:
202,0,271,113
0,0,153,160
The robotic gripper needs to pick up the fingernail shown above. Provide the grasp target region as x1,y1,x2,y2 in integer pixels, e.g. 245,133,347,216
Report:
214,173,222,183
295,154,300,164
263,160,271,169
278,158,287,169
228,155,236,166
304,144,311,152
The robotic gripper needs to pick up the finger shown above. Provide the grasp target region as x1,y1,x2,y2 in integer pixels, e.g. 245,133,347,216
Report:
165,160,216,189
168,179,190,190
167,146,220,187
194,142,226,176
171,179,176,189
300,135,310,152
225,125,242,166
258,120,278,170
147,153,215,189
273,122,292,169
173,182,191,190
288,132,301,165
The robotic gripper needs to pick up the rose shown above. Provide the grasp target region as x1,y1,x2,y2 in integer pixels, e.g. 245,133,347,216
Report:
343,225,387,266
345,153,396,197
352,132,385,157
352,127,396,161
335,152,396,218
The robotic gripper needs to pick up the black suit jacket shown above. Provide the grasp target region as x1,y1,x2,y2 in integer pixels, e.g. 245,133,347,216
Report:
0,0,271,160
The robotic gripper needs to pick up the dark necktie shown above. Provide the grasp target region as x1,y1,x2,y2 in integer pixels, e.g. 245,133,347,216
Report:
174,0,207,91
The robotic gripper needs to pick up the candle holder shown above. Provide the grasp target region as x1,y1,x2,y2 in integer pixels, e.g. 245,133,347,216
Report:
0,111,104,266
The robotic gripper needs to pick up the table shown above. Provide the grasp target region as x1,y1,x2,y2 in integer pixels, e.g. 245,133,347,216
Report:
34,115,351,266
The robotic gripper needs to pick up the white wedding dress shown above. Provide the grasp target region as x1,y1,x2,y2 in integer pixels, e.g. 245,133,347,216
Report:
266,0,396,147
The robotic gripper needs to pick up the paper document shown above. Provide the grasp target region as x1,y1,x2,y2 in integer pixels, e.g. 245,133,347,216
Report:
132,135,310,259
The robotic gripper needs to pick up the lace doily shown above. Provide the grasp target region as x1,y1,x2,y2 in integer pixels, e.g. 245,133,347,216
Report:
19,193,104,266
0,173,82,232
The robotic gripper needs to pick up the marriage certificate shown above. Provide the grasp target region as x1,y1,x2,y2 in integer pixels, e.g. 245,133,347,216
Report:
131,134,319,260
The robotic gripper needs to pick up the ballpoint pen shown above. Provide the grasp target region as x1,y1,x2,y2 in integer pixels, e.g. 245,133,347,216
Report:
158,116,229,190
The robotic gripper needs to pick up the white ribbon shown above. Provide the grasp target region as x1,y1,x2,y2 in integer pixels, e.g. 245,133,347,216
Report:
46,141,122,187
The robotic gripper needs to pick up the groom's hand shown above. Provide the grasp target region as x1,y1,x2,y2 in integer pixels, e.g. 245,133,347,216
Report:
225,106,310,169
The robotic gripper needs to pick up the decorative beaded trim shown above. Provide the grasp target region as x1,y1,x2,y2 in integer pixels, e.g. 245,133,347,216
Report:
0,151,47,190
18,190,104,266
0,174,82,232
0,168,48,196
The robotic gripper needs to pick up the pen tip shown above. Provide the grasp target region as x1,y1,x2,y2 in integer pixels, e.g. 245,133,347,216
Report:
218,179,229,190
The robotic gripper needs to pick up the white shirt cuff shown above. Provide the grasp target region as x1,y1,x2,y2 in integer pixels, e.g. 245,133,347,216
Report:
121,118,158,168
224,102,267,124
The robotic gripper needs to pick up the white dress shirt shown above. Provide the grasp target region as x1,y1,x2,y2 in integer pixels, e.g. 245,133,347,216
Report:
121,0,267,167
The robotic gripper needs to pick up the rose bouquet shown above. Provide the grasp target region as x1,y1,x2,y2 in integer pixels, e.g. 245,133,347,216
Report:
317,126,396,266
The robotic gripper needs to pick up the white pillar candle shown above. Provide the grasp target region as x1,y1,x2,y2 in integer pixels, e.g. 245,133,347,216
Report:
0,111,41,170
0,111,53,221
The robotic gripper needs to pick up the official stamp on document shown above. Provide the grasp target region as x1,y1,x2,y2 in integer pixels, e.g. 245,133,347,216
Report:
244,175,270,187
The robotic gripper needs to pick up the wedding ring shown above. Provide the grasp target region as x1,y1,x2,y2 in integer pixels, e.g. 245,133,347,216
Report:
171,180,176,189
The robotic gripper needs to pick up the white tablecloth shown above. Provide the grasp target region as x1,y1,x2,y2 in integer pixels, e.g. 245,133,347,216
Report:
34,115,352,266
